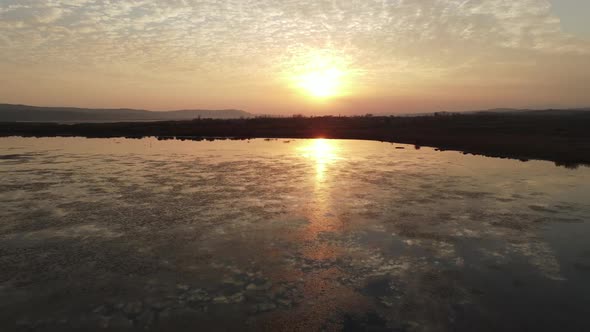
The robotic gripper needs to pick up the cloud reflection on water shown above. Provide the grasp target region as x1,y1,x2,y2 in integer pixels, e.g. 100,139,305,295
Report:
1,137,590,331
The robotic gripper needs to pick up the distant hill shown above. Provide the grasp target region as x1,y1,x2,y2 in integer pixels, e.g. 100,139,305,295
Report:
375,107,590,117
0,104,253,122
471,108,590,115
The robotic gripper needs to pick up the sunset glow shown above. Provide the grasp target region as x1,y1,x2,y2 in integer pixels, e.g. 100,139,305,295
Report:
298,68,343,99
0,1,589,113
294,55,346,99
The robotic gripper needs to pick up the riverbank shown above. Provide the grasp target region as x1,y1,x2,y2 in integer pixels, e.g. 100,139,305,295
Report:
1,112,589,167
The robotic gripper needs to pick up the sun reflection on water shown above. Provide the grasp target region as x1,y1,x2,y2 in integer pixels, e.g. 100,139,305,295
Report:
297,138,344,249
299,139,340,182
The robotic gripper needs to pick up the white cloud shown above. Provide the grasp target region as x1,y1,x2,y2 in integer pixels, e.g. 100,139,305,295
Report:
0,0,589,111
1,1,587,57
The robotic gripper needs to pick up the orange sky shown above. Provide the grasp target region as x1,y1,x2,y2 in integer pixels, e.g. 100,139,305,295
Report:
1,0,589,114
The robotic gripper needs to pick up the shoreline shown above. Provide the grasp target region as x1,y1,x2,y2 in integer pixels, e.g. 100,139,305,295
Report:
2,113,590,168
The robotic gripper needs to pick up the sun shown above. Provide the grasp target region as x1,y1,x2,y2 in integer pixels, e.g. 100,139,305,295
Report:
298,67,343,98
291,52,348,99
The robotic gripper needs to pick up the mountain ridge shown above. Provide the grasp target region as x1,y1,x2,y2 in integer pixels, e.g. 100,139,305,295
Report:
0,103,253,122
1,103,589,122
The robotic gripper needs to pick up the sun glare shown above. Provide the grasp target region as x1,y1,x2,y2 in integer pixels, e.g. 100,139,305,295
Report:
300,138,338,162
291,52,348,99
299,139,340,181
298,67,343,98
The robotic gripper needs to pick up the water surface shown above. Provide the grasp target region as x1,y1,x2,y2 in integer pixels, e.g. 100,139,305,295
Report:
1,137,589,331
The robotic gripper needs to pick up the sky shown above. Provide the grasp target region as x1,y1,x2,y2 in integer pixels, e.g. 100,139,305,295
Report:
0,0,589,115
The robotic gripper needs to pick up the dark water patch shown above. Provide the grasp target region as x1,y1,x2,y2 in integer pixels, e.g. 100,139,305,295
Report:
0,153,33,160
0,153,43,163
447,224,590,331
573,262,590,272
342,311,392,332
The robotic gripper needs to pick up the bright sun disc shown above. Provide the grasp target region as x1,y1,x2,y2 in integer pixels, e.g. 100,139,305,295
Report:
292,52,348,99
298,67,343,98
